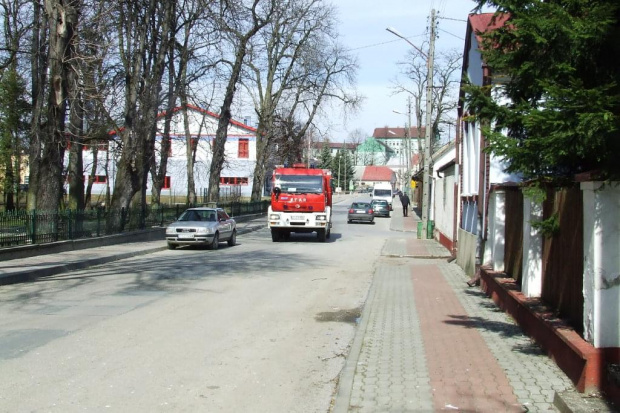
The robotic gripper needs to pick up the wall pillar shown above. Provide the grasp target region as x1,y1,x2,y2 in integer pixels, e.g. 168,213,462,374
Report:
484,190,506,272
521,197,543,297
581,181,620,348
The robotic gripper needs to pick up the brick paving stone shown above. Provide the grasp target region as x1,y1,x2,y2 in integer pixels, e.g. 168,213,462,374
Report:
333,234,577,413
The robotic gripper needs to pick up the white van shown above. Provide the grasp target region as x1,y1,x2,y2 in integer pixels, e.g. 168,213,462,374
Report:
371,183,394,210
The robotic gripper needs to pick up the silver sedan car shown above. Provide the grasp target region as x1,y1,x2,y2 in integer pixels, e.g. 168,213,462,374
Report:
165,207,237,250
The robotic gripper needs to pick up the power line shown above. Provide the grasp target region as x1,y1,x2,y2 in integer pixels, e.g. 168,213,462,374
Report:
439,16,468,23
437,28,464,41
347,32,427,52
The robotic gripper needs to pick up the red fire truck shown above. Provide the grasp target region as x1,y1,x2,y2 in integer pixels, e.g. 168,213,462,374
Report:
267,164,333,242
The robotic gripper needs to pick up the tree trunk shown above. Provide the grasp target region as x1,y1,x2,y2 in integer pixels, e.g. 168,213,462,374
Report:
28,0,47,211
36,0,79,212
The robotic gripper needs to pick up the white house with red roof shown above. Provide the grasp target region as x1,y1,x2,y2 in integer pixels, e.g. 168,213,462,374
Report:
456,13,520,275
67,105,257,203
356,165,396,190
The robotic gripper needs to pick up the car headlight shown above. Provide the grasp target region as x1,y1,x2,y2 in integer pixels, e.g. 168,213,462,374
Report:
269,213,280,220
197,227,213,234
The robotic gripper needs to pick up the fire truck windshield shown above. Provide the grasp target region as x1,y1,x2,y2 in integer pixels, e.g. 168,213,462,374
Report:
275,174,323,194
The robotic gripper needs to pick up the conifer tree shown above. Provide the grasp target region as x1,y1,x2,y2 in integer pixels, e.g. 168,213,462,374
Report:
318,142,332,170
467,0,620,182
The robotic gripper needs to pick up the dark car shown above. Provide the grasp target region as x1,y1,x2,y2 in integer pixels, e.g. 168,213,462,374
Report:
371,199,390,217
347,202,374,224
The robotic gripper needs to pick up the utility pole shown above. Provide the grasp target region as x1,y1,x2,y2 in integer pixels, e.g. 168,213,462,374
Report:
421,9,436,239
407,96,413,200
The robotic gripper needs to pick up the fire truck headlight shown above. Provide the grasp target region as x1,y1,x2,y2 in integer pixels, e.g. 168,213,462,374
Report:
269,213,280,220
316,215,326,221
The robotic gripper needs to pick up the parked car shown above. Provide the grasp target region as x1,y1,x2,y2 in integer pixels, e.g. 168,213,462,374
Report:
347,202,375,224
371,199,390,217
165,207,236,250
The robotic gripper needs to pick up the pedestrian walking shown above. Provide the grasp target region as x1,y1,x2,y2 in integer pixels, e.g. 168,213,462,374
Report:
400,192,410,217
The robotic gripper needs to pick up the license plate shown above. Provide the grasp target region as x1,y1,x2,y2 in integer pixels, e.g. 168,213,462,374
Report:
356,210,366,213
291,215,304,220
178,233,195,239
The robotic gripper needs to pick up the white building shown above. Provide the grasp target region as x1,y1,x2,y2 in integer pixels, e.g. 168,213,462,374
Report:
70,105,257,202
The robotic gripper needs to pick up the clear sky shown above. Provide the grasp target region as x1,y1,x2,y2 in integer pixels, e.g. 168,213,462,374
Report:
323,0,481,141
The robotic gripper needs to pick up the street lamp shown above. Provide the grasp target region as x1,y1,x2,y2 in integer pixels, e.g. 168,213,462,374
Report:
386,10,435,238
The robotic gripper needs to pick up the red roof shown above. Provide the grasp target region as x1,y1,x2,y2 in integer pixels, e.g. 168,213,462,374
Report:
468,13,511,47
109,104,257,136
163,104,257,133
362,166,394,182
373,127,424,139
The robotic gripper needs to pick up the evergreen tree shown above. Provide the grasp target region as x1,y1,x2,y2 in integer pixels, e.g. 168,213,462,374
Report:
318,142,333,170
0,69,30,211
332,150,355,190
467,0,620,182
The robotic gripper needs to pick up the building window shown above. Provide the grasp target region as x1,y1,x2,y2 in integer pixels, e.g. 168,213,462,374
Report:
83,141,108,151
238,138,249,158
89,175,107,184
163,176,171,189
220,177,249,185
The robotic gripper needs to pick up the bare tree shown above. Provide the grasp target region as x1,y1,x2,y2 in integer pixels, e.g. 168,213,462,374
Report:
27,0,79,213
205,0,274,203
263,32,361,199
150,0,218,206
393,46,462,151
243,0,336,201
347,128,366,166
109,0,174,228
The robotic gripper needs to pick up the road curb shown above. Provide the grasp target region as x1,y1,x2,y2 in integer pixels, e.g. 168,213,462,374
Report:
0,246,168,286
331,269,378,413
0,221,265,286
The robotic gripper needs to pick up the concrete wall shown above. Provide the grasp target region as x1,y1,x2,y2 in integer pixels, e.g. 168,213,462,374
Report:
581,181,620,348
521,198,543,298
432,165,456,248
457,228,477,277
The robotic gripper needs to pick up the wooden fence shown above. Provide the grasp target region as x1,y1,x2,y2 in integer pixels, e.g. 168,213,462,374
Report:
541,185,584,335
497,184,584,335
504,188,524,284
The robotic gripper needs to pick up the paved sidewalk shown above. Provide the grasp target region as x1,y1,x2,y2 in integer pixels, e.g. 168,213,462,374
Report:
0,216,266,285
332,200,586,412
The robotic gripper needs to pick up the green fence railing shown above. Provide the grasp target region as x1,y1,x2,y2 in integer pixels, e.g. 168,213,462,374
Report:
0,200,269,248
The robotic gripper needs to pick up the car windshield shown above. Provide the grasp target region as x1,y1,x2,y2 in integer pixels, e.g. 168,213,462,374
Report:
178,210,217,222
351,203,370,209
274,174,323,194
372,200,388,206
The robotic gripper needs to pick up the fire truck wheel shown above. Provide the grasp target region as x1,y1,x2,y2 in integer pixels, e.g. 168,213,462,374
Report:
326,228,331,239
271,229,281,242
317,229,326,242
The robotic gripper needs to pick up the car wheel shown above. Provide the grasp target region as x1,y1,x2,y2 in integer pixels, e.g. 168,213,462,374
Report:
228,230,237,247
167,242,177,250
210,232,219,250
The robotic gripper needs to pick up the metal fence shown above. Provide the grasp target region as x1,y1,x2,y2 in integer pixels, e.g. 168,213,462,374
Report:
0,200,269,248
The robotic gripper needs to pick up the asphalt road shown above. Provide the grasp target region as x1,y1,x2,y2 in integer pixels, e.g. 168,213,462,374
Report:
0,195,392,412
